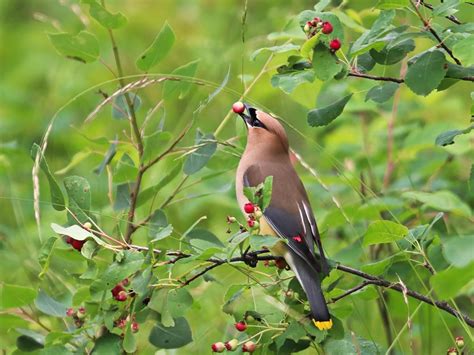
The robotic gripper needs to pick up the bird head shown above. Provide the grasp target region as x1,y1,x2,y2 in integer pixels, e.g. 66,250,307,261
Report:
233,102,289,153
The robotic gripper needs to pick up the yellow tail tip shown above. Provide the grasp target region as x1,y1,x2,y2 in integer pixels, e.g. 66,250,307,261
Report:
313,319,333,330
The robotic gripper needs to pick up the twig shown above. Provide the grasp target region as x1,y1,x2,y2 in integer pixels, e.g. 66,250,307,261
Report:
411,0,462,65
329,280,374,303
348,72,404,83
19,307,51,332
419,0,462,24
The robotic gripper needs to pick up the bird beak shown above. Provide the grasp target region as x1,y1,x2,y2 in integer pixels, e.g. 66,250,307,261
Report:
237,103,254,128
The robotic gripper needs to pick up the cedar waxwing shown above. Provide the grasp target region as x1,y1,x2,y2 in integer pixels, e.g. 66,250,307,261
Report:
234,102,332,330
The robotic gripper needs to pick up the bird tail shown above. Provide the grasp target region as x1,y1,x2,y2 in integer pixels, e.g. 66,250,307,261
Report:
285,249,332,331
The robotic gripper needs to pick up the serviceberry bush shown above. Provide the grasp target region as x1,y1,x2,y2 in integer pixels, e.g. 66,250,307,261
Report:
1,0,473,354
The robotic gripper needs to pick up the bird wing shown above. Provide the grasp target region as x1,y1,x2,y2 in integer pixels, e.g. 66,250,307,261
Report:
243,163,328,275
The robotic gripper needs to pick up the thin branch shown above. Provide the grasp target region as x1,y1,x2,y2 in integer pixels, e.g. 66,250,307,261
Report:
411,1,462,65
329,281,374,303
348,72,404,83
419,0,462,24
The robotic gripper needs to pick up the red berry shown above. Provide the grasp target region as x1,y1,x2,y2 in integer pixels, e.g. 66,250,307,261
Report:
225,339,239,351
455,336,464,347
292,235,302,243
78,307,86,314
115,318,126,329
66,308,75,317
313,17,321,23
232,101,245,114
115,290,128,302
275,258,287,269
322,21,333,34
235,321,247,332
111,284,125,297
71,239,85,251
247,219,255,228
211,342,226,353
121,278,130,287
242,341,256,353
66,237,73,245
244,202,255,214
329,38,341,51
131,322,139,333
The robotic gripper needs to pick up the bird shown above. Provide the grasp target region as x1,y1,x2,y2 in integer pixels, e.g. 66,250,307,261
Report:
233,101,332,330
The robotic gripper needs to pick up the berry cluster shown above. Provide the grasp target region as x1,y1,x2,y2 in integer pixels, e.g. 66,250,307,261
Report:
114,316,139,334
210,321,258,353
111,278,130,302
263,258,288,269
244,202,262,230
446,336,465,354
303,17,342,52
66,306,86,327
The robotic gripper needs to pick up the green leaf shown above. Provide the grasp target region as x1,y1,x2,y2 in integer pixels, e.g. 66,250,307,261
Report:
31,143,65,211
361,253,406,275
82,0,127,29
90,250,145,293
149,317,193,349
442,235,474,268
430,262,474,299
136,22,175,71
163,60,200,100
251,44,300,61
123,321,137,353
312,42,343,81
137,162,182,208
350,11,396,56
249,235,280,250
445,63,474,79
64,175,91,224
363,220,409,246
376,0,409,9
92,332,122,354
0,284,37,309
262,176,273,210
113,154,137,184
148,209,168,236
405,50,447,96
365,82,399,103
183,131,217,175
112,94,142,120
17,335,44,352
150,225,173,242
433,0,461,16
167,288,193,317
271,70,315,94
114,182,134,211
35,290,68,317
307,94,352,127
48,31,99,63
402,190,471,217
56,150,92,175
370,39,415,65
453,35,474,66
142,131,172,163
185,228,225,252
38,237,58,278
435,125,473,146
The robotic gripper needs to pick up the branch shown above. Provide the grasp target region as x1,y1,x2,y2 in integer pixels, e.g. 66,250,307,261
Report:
411,1,462,65
348,71,474,83
419,0,462,24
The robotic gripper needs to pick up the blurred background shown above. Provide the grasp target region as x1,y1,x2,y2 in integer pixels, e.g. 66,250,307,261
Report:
0,0,472,353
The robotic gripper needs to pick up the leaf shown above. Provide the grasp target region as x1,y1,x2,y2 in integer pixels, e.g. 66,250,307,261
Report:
167,288,193,317
30,143,65,211
350,11,396,56
34,290,68,317
435,125,473,146
112,94,142,120
376,0,409,9
90,250,145,293
148,317,193,349
82,0,127,29
453,35,474,66
402,190,471,217
307,94,352,127
183,131,217,175
114,182,135,211
123,322,137,353
64,175,91,224
94,138,117,175
251,44,300,61
137,162,182,207
430,262,474,299
148,209,168,236
185,228,225,252
249,235,280,250
0,284,37,309
363,220,409,246
92,332,122,354
365,82,399,103
361,253,406,275
370,39,415,65
445,63,474,80
312,42,343,81
38,237,58,278
442,235,474,268
405,50,447,96
136,22,175,71
150,225,173,242
262,176,274,210
271,70,315,94
17,335,44,352
55,150,91,175
48,31,99,63
433,0,461,16
142,131,172,163
51,223,91,240
163,60,200,100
